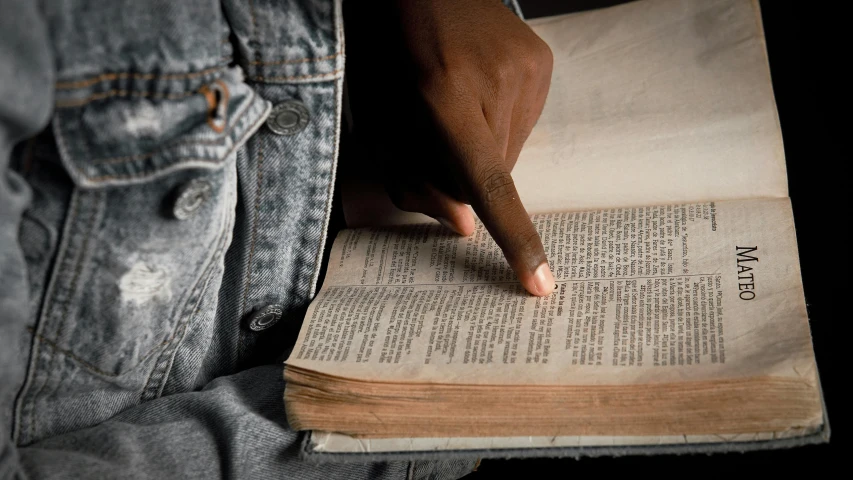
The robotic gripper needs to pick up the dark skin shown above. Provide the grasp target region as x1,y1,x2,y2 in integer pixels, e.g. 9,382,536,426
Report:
347,0,556,296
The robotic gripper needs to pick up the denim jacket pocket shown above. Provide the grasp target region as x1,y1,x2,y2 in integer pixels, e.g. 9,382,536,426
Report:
44,66,269,373
53,67,270,188
15,67,270,445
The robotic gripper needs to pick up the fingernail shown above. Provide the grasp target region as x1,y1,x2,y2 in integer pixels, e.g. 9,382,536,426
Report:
532,263,556,296
437,217,463,235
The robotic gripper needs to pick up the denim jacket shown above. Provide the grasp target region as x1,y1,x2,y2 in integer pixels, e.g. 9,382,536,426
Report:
0,0,520,478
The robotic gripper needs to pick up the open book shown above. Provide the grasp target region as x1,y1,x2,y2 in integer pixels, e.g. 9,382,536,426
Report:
285,0,828,459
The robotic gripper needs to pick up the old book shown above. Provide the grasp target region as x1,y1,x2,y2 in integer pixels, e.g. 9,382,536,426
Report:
284,0,828,459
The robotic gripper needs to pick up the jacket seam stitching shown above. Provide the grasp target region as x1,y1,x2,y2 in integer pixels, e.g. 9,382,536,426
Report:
307,11,344,299
55,66,225,90
14,189,81,445
249,53,340,66
249,69,343,83
241,137,264,316
241,0,261,318
27,190,101,443
248,0,260,63
54,60,233,108
56,90,197,109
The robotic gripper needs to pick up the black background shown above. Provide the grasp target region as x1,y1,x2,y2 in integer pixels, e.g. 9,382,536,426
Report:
465,0,841,476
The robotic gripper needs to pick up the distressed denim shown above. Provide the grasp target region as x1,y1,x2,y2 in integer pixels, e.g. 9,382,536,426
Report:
0,0,520,478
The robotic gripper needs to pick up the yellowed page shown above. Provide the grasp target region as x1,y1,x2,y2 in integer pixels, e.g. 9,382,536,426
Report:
286,198,816,389
341,0,788,227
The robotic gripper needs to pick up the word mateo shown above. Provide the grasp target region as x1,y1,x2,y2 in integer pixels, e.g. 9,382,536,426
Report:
736,246,759,300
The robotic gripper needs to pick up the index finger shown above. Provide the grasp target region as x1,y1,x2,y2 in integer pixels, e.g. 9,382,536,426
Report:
430,96,555,297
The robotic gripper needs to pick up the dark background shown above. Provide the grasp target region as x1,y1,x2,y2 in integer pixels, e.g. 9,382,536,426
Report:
466,0,840,475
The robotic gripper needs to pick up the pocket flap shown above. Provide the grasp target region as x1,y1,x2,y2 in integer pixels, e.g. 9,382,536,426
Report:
53,67,270,188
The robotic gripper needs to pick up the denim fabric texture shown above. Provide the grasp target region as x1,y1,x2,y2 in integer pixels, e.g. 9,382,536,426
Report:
0,0,519,477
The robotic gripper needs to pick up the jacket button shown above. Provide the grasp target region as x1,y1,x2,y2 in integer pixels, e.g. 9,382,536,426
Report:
171,178,213,220
266,100,309,135
244,304,283,332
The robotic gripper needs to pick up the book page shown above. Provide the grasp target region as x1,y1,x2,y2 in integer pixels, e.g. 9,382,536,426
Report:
286,198,816,388
309,424,825,454
341,0,788,227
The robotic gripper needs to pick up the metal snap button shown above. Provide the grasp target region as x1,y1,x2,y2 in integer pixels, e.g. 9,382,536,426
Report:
266,100,309,135
171,178,213,220
244,304,283,332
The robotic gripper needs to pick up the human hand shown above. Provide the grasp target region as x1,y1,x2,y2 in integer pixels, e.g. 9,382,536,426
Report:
346,0,555,296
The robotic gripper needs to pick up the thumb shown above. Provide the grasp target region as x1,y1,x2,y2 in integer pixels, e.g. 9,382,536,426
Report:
388,182,476,236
